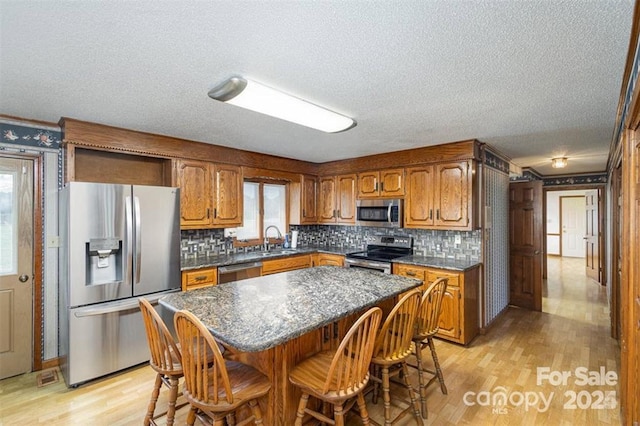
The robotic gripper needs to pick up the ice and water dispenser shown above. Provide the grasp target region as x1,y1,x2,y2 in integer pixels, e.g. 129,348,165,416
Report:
85,237,123,285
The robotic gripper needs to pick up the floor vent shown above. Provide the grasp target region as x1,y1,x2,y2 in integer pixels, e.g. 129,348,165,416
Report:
36,369,59,387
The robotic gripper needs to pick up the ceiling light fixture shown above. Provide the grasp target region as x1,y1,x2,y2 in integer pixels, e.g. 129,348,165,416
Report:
207,77,356,133
551,157,568,168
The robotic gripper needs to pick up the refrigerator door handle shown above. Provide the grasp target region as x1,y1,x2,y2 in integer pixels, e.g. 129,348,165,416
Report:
73,291,175,317
134,196,142,285
125,195,134,286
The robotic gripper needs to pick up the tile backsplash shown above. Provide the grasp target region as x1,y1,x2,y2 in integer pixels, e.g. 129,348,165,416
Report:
181,225,481,262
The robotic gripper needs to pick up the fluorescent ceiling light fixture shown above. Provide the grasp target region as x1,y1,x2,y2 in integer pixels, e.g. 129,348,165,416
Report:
551,157,568,168
208,77,356,133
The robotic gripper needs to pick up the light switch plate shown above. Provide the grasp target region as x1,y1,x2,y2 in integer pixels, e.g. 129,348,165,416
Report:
47,235,60,248
454,234,461,245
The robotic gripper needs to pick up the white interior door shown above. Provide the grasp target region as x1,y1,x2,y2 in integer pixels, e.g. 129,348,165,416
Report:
0,157,33,379
561,196,586,258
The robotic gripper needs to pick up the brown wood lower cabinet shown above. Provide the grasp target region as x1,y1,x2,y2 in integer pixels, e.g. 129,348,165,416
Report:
181,267,217,291
393,263,479,345
261,254,312,275
312,253,345,267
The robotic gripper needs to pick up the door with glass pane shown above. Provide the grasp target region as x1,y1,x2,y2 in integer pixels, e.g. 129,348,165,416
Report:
0,157,33,379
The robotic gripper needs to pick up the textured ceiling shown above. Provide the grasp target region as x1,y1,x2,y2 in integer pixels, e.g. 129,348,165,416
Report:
0,1,634,176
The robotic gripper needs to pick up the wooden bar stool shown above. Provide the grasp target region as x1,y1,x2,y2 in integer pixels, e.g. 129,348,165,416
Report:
139,297,187,426
369,289,422,425
289,307,382,426
174,310,271,426
410,277,449,419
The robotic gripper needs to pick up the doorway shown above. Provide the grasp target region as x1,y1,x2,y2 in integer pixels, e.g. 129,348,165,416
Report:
0,157,34,379
542,186,605,319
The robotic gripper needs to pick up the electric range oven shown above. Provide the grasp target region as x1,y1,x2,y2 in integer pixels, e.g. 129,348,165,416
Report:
345,235,412,274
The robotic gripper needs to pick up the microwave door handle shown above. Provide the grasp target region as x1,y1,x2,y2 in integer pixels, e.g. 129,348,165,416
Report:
388,203,392,224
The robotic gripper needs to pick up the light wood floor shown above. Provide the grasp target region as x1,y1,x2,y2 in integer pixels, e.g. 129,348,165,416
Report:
0,257,620,425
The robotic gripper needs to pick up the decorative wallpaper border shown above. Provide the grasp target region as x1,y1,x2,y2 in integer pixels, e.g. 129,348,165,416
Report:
0,122,61,149
543,173,607,186
483,149,510,174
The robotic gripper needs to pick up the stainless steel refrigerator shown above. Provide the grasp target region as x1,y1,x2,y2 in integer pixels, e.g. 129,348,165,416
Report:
59,182,181,387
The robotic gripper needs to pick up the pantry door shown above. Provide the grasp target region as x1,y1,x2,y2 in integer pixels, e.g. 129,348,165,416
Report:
0,157,33,379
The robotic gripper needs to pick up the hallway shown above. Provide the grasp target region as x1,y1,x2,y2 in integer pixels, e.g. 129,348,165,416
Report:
0,257,621,425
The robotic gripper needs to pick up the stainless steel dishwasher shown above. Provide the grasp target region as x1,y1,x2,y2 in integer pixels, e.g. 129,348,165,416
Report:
217,261,263,284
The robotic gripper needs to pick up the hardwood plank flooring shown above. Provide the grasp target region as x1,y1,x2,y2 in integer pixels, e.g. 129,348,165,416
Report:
0,257,620,425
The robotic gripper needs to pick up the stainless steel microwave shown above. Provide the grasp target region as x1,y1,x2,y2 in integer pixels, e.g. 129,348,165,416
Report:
356,199,403,228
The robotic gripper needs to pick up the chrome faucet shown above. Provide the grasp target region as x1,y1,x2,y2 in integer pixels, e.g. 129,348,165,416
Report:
263,225,283,251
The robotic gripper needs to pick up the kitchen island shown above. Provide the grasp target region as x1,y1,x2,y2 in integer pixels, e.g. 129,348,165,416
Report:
159,266,421,424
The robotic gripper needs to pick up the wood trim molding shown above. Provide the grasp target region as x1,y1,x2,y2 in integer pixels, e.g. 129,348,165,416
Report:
59,117,318,175
32,155,44,372
317,139,480,175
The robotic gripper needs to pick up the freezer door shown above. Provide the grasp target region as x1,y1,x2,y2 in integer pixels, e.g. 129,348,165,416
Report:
132,186,181,295
60,292,176,387
64,182,133,307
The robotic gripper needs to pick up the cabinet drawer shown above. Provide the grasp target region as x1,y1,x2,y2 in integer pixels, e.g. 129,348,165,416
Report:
262,255,311,275
182,268,217,291
393,264,426,282
426,269,460,288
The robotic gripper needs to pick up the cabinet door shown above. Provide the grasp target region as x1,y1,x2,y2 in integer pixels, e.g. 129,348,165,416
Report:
357,171,380,198
404,166,435,227
316,253,345,267
434,161,470,229
379,168,405,197
318,176,337,223
336,174,356,224
436,285,460,340
213,164,243,227
301,175,318,223
174,159,213,228
427,269,461,341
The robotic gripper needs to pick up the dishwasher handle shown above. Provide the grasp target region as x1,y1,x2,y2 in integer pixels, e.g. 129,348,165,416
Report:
218,262,263,273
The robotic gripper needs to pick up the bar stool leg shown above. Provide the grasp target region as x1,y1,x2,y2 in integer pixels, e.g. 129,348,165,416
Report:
356,392,371,425
295,393,309,426
400,362,423,422
415,341,429,418
428,337,448,395
381,366,392,426
248,399,264,425
144,374,162,426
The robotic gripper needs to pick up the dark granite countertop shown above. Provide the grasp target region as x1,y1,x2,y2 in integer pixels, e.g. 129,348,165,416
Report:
393,255,481,272
159,266,421,352
181,245,354,271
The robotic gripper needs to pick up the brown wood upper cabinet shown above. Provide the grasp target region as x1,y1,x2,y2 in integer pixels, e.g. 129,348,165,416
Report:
357,168,405,198
290,174,318,225
318,174,357,224
405,160,474,230
173,159,243,229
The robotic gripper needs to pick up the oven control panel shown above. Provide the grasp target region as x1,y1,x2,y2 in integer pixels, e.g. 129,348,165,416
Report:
365,235,412,248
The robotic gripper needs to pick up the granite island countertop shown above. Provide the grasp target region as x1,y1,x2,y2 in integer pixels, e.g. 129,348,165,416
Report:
160,266,421,352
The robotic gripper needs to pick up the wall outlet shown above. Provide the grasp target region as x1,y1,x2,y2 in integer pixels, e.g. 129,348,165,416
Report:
435,243,441,251
455,234,461,245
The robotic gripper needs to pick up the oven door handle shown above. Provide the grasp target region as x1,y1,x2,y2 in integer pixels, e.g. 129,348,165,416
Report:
345,257,391,273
